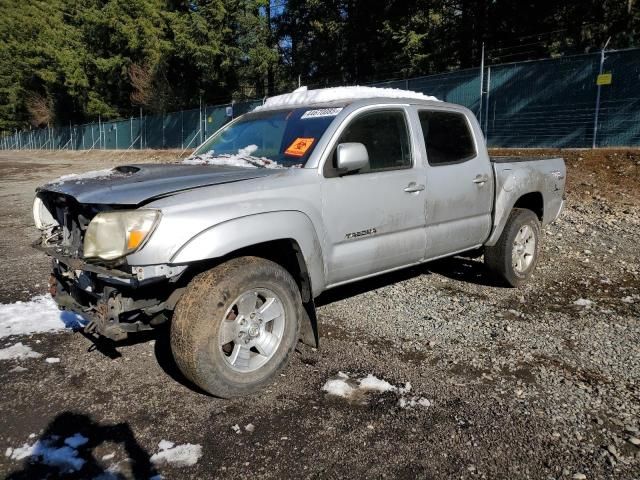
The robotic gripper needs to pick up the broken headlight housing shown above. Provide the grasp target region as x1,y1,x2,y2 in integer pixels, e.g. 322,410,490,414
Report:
83,210,160,261
32,196,58,230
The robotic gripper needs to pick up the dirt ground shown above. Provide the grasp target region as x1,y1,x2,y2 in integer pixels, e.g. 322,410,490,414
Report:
0,148,638,479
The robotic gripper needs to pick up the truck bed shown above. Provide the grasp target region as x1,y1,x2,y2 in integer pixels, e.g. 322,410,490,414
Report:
486,154,566,247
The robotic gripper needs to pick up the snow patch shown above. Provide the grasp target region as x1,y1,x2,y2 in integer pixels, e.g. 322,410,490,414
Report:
157,440,175,451
9,365,28,372
322,372,432,408
573,298,593,307
0,294,86,338
237,144,258,156
64,434,88,448
256,86,439,111
45,357,60,364
184,145,284,169
150,441,202,467
49,169,116,185
5,437,85,473
399,397,432,408
0,342,41,360
358,374,397,393
5,443,35,461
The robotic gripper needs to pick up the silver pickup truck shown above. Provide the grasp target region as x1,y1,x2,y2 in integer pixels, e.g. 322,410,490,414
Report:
33,88,565,397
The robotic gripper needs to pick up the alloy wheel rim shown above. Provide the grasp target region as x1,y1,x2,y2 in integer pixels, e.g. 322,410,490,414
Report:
512,225,536,273
219,288,285,373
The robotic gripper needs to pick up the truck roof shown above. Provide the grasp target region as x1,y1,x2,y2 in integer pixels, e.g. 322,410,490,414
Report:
254,86,444,112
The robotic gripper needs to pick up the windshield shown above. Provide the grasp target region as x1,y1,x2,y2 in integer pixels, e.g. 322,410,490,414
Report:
186,107,342,168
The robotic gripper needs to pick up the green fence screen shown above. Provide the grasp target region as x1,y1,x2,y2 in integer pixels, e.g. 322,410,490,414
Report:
3,49,639,150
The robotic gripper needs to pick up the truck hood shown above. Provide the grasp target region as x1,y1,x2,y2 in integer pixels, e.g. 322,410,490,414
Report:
37,163,280,205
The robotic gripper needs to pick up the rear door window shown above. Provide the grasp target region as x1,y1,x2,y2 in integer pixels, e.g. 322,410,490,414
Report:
418,111,476,166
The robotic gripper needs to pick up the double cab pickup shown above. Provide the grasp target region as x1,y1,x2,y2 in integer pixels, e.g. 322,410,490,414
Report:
33,87,566,397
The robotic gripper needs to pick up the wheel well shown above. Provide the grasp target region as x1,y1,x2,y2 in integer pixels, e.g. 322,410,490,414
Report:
210,239,319,347
513,192,543,220
223,239,311,300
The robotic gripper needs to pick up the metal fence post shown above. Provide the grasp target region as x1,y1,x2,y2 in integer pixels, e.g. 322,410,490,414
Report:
479,42,485,121
484,67,491,141
199,96,203,145
592,38,611,149
140,108,143,149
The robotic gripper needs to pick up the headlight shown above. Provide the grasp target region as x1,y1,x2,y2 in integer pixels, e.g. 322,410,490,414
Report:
32,196,57,230
84,210,160,260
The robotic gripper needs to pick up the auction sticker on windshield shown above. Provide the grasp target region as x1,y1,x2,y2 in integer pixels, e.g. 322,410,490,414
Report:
285,137,315,157
301,108,343,119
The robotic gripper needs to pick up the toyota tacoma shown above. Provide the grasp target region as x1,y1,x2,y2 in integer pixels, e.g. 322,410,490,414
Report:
32,87,566,397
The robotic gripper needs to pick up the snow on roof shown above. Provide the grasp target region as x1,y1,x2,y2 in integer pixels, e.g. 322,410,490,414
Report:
255,85,439,110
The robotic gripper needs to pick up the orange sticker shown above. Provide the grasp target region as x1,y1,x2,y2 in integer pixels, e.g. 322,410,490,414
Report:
284,137,315,157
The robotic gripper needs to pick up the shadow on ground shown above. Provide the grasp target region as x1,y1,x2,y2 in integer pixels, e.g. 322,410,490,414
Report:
426,256,507,288
80,326,209,396
6,412,158,480
317,255,506,308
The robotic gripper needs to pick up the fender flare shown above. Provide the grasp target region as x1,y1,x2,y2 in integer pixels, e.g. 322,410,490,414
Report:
170,210,326,297
485,189,545,247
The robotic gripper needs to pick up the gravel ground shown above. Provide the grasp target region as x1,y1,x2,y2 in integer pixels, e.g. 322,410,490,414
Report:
0,149,638,479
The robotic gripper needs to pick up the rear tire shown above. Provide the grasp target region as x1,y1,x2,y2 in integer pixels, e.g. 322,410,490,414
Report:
484,208,541,287
170,256,302,397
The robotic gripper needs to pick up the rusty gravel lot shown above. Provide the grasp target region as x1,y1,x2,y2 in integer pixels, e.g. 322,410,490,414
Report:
0,149,638,479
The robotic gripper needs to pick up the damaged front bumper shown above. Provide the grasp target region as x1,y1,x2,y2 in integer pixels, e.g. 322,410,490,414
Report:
36,242,186,341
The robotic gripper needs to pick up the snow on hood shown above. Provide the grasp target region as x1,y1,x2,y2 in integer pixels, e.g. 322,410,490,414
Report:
38,163,279,205
183,144,284,169
48,168,118,185
255,85,440,110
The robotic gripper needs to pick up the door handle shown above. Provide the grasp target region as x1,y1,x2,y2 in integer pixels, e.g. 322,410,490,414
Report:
473,174,489,184
404,183,425,193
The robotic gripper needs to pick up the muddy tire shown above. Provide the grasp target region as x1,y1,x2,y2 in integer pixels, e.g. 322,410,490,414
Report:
484,208,541,287
170,256,302,397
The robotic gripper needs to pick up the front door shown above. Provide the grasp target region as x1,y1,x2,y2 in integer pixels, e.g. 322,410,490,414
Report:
321,108,427,286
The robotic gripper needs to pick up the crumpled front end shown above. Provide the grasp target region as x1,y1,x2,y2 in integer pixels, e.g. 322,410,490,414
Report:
33,191,186,341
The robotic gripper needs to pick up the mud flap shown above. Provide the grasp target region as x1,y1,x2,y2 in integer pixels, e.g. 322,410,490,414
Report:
300,299,319,348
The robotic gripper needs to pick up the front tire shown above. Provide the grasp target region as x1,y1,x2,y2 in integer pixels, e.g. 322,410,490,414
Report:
484,208,541,287
171,256,302,397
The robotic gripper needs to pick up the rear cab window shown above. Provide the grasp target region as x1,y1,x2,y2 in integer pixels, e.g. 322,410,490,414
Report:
418,110,476,166
325,109,412,175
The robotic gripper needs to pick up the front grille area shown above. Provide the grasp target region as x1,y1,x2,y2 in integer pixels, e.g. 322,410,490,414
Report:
37,192,98,258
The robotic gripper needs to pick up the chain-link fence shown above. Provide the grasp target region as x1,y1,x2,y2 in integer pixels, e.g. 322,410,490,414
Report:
0,100,262,152
2,48,639,150
374,47,640,148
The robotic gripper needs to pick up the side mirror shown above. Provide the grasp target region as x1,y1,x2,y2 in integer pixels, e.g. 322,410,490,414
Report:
336,142,369,173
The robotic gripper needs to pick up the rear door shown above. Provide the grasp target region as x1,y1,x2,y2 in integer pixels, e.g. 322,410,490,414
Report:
416,108,493,258
320,107,427,286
